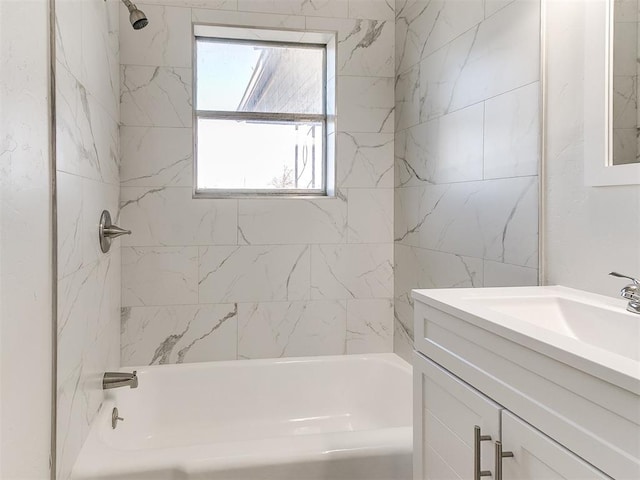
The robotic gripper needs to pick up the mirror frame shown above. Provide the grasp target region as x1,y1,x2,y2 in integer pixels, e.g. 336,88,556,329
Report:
584,0,640,186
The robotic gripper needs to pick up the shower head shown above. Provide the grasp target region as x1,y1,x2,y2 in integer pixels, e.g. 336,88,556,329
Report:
121,0,149,30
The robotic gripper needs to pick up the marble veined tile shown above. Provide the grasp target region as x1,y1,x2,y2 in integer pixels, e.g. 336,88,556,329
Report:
395,0,483,75
349,0,394,20
56,63,120,184
338,76,394,133
81,0,120,122
418,0,539,120
393,243,482,346
447,0,540,111
192,7,305,29
306,16,394,77
396,103,484,186
199,245,311,303
120,187,237,246
337,132,394,188
121,65,192,127
58,256,120,376
56,360,89,480
237,0,348,17
346,298,393,353
394,184,447,248
238,300,347,359
347,188,393,243
55,0,83,82
395,63,421,131
57,172,84,280
394,243,483,294
120,126,193,187
311,243,393,299
395,176,538,268
393,317,413,363
394,293,414,342
237,195,347,245
122,246,198,307
141,0,237,9
484,0,516,18
489,175,539,270
121,304,238,365
416,27,480,122
484,82,540,179
483,260,538,287
120,3,192,68
56,173,121,280
57,253,120,479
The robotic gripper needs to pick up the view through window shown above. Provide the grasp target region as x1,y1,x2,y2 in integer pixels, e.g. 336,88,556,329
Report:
195,35,327,195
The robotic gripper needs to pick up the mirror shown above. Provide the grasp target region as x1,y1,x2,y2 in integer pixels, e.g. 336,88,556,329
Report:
584,0,640,185
612,0,640,165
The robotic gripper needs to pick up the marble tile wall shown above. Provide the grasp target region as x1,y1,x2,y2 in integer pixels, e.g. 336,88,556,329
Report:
119,0,395,365
394,0,541,361
55,1,121,478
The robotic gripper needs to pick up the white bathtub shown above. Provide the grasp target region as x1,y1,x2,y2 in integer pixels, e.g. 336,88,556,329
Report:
71,353,412,480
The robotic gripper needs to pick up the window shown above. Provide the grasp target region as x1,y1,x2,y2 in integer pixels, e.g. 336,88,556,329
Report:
194,25,335,196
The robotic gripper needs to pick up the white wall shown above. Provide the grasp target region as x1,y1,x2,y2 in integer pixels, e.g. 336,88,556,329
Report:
118,0,396,365
394,0,542,361
55,0,121,478
544,0,640,295
0,0,53,478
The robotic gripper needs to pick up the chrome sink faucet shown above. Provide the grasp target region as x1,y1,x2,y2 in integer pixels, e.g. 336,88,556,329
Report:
103,371,138,390
609,272,640,314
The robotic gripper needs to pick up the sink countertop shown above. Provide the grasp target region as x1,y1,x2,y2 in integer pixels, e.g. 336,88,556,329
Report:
412,286,640,395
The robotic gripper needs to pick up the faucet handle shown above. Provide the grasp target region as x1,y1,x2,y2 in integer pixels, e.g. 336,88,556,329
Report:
609,272,640,285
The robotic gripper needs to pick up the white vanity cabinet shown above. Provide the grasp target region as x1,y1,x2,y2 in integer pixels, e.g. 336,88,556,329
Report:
414,353,610,480
412,287,640,480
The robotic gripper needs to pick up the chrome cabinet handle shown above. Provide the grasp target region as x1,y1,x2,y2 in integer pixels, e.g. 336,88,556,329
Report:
474,425,492,480
494,441,514,480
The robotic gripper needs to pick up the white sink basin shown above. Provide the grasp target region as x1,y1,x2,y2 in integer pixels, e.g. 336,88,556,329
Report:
469,295,639,362
412,286,640,393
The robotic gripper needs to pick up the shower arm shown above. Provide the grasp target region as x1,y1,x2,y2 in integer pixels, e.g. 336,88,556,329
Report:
121,0,136,11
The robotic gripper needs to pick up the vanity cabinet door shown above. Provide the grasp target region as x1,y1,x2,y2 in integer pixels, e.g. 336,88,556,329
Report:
414,352,502,480
500,411,611,480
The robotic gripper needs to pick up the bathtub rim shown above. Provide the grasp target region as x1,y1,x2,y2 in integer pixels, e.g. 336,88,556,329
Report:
114,352,412,376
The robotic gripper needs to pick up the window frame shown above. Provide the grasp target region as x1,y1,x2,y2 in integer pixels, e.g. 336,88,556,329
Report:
192,27,333,198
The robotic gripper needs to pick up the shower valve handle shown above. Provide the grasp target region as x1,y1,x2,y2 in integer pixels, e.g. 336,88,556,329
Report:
99,210,132,253
102,225,131,239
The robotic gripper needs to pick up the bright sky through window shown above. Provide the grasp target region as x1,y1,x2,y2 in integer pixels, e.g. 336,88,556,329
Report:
196,42,261,111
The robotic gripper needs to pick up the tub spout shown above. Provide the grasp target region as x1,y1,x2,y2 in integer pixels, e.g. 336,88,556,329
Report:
103,371,138,390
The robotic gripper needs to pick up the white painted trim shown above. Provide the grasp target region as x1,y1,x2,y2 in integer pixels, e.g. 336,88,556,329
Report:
584,0,640,186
